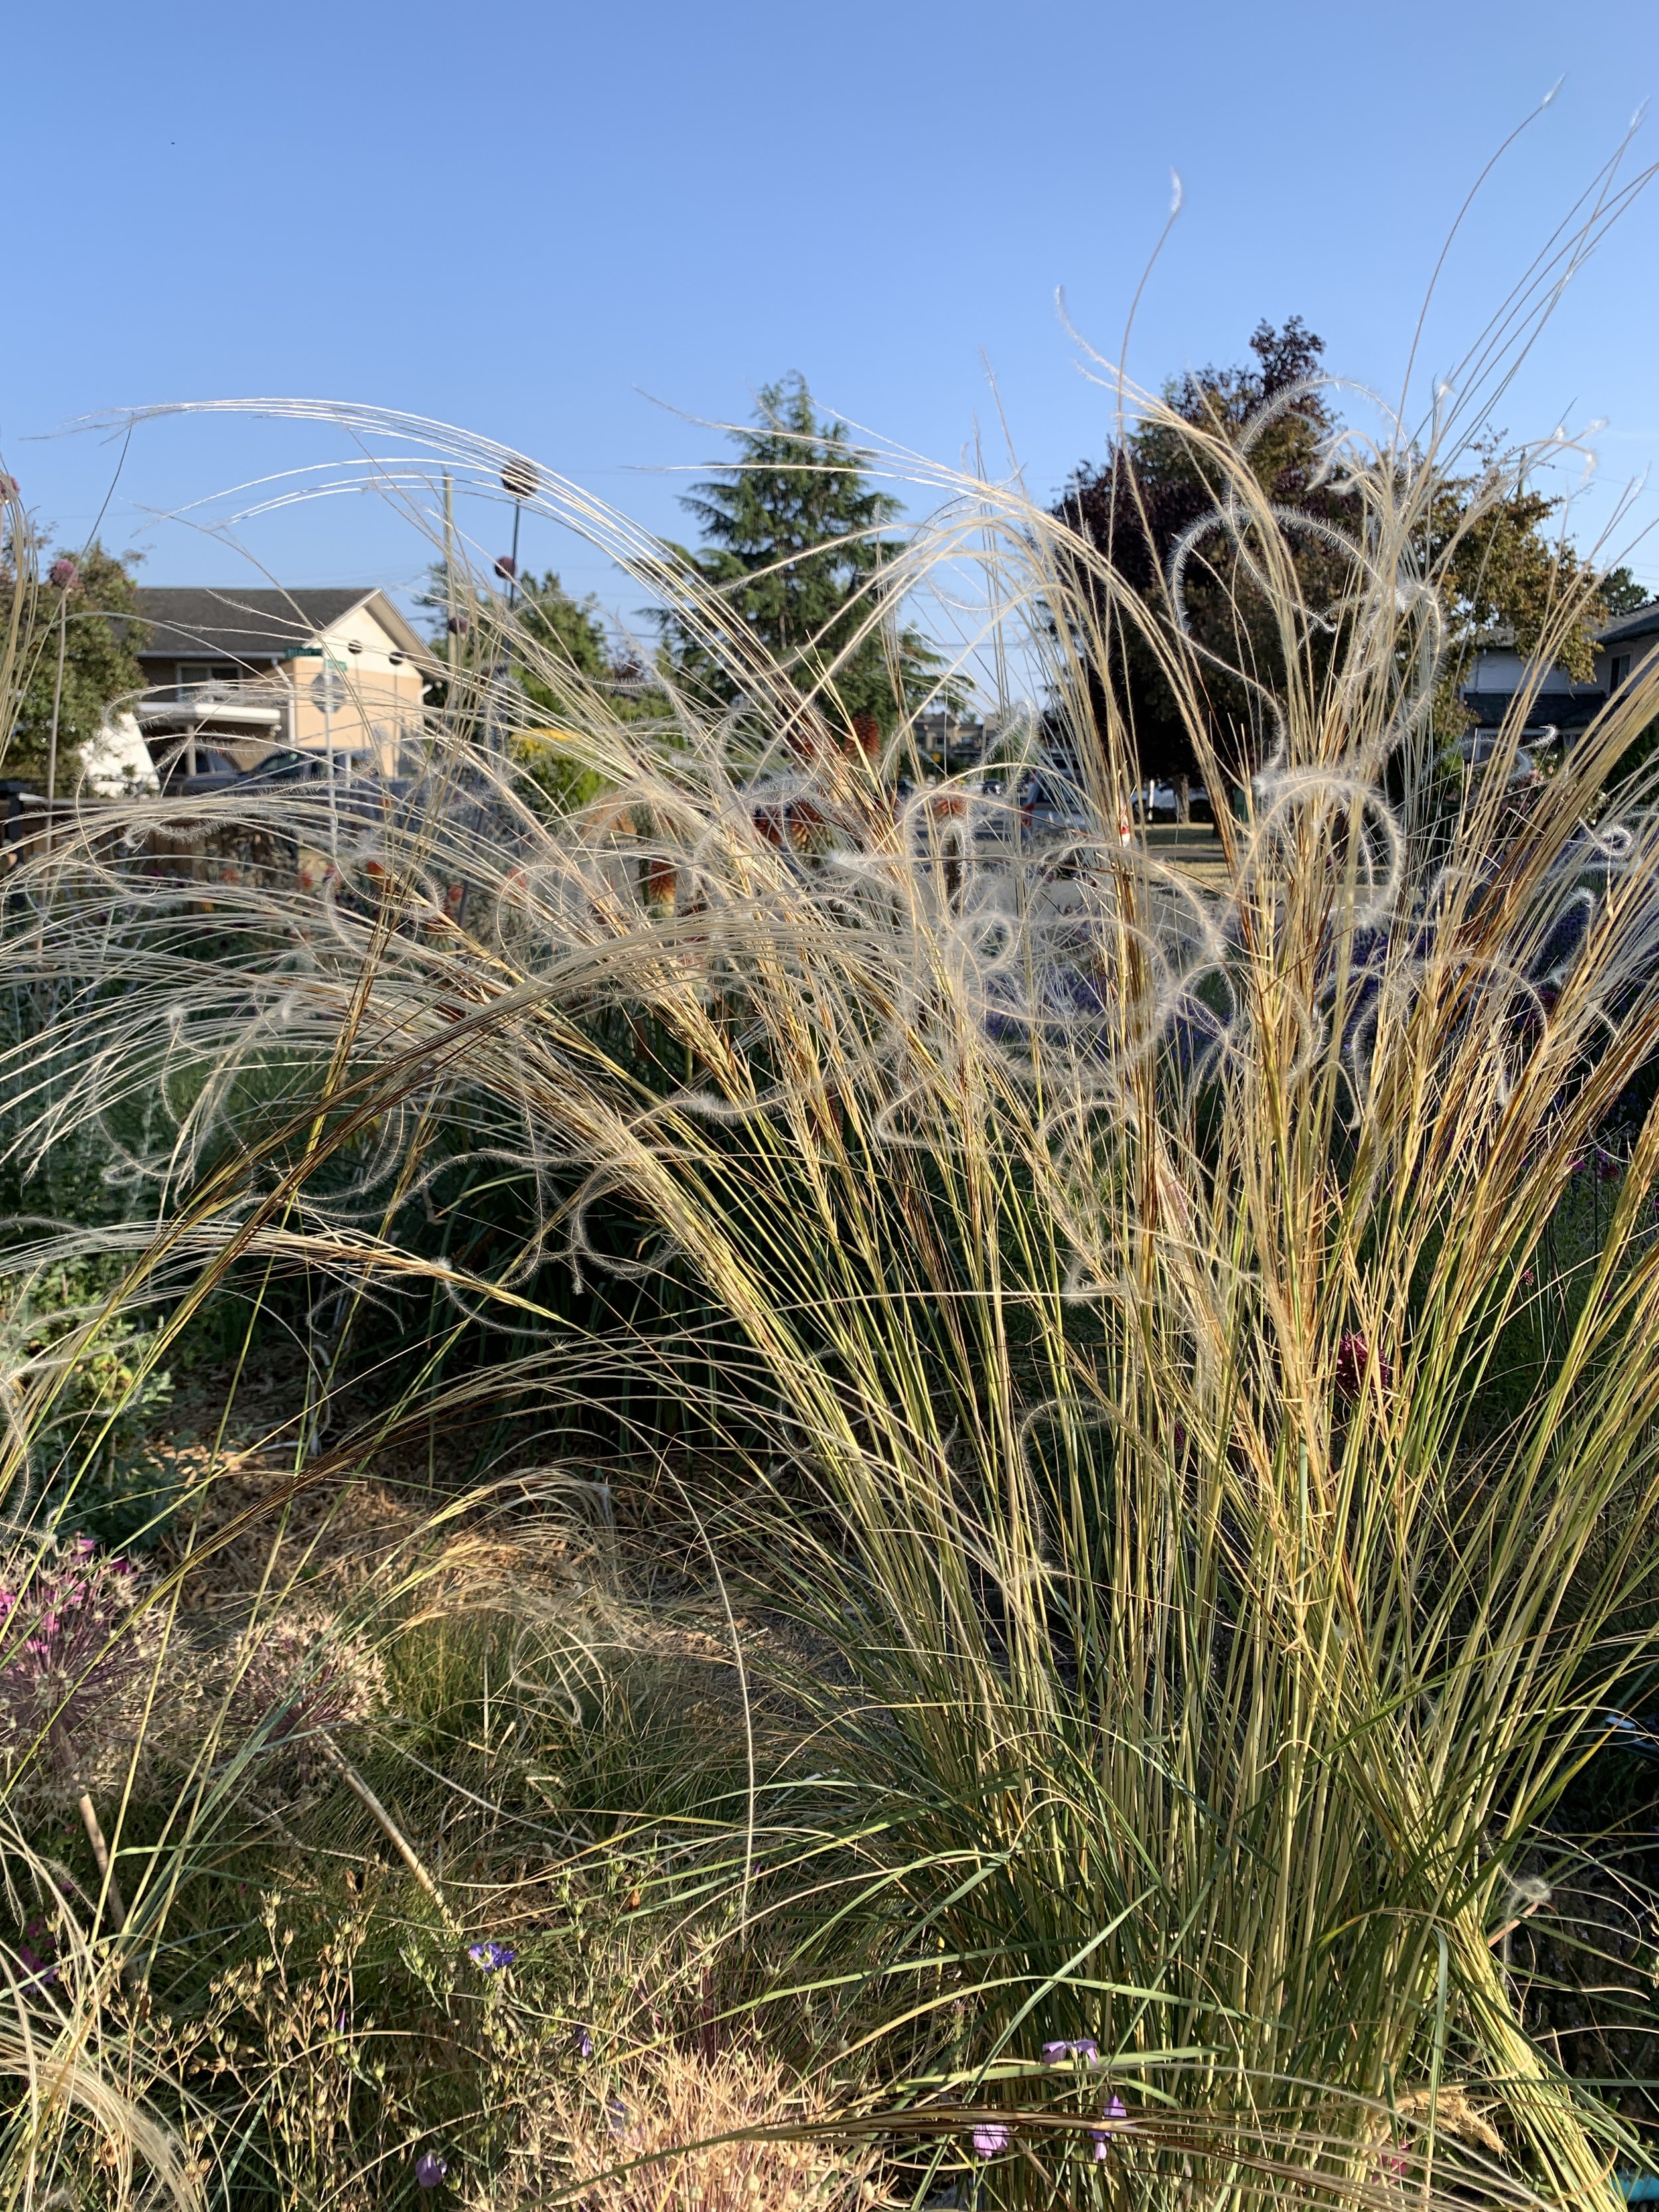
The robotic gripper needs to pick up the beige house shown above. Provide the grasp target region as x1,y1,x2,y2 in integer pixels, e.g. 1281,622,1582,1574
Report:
126,587,429,785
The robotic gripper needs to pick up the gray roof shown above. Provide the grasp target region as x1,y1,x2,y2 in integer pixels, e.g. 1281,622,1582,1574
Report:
1599,599,1659,648
128,587,378,667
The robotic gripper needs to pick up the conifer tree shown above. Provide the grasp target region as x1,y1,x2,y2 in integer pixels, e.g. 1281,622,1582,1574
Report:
659,374,947,738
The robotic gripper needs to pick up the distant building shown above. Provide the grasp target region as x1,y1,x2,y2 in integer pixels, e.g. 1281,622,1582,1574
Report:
1596,599,1659,707
1457,599,1659,750
1457,634,1604,747
913,710,1007,776
123,587,428,784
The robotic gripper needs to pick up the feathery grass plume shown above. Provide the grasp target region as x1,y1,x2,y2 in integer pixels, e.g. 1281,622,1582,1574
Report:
9,299,1659,2199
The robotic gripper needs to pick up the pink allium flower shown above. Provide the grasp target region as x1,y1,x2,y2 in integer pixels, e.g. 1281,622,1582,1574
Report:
0,1539,170,1793
1334,1331,1392,1401
47,557,79,591
224,1611,384,1772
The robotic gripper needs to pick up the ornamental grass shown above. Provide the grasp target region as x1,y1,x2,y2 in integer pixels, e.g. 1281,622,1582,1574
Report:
3,258,1659,2205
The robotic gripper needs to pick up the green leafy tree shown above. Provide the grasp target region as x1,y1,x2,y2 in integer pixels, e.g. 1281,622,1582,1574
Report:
0,538,146,785
421,565,645,808
1054,320,1621,792
1054,318,1348,797
658,374,952,740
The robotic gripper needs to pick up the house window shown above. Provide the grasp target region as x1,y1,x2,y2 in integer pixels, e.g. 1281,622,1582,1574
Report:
178,662,241,694
1611,654,1632,692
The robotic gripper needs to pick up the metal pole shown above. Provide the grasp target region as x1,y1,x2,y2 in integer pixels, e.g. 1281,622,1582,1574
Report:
443,473,457,695
45,592,68,803
44,589,68,856
323,673,338,861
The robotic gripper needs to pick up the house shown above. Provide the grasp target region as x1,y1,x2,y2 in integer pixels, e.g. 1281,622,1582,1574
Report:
124,587,429,785
1457,597,1659,752
1597,598,1659,707
1457,635,1605,747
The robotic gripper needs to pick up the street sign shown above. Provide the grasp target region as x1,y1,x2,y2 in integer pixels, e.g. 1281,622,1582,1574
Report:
310,670,349,715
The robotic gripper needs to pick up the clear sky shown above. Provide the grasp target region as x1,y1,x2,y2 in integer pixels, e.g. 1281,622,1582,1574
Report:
8,0,1659,644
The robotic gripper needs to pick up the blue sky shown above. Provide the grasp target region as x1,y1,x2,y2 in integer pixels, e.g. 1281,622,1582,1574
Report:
9,0,1659,643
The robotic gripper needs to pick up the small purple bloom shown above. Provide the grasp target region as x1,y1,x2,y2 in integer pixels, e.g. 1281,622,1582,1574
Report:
467,1940,515,1971
1334,1330,1392,1401
415,2152,447,2187
971,2122,1010,2157
606,2093,630,2138
1090,2094,1129,2160
1042,2037,1101,2065
494,553,517,580
70,1536,96,1558
48,557,80,592
574,2024,594,2060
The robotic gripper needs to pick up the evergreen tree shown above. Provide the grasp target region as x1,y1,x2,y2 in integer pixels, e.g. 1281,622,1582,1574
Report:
658,374,948,739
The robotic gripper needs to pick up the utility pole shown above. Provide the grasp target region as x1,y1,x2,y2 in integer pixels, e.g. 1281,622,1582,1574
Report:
44,557,79,852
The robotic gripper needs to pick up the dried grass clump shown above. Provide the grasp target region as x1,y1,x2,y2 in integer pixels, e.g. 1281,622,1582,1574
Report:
492,2044,879,2212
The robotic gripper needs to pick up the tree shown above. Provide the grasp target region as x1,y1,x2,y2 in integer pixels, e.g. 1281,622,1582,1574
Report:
1053,319,1621,802
421,564,646,810
657,374,952,741
0,537,146,786
1054,317,1347,806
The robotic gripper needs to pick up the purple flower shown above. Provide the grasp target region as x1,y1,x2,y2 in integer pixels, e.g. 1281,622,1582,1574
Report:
467,1940,515,1972
1089,2093,1129,2160
971,2122,1010,2157
48,557,80,592
415,2151,447,2187
606,2093,630,2138
574,2024,594,2060
1334,1330,1392,1401
0,1540,163,1783
494,554,517,580
0,477,18,502
1041,2037,1101,2065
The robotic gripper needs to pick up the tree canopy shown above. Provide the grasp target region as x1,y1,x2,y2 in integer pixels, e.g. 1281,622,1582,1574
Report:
657,374,950,740
1,537,146,784
1053,318,1626,790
